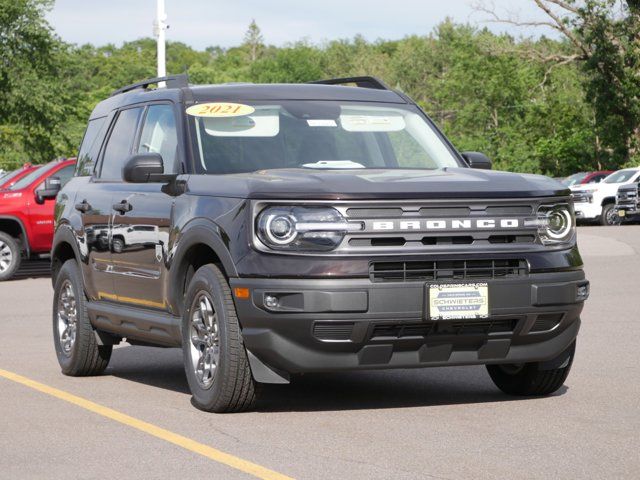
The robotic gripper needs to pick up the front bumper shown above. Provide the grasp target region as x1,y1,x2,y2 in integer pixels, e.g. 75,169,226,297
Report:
573,202,601,220
615,203,640,220
231,271,588,380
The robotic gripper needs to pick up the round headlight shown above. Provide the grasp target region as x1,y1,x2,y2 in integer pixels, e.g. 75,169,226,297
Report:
545,206,572,239
264,214,297,245
256,206,363,251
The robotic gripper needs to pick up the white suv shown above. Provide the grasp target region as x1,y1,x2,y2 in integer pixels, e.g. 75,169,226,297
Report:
571,168,640,225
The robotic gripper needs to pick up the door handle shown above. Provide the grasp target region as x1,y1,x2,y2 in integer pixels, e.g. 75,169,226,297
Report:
75,201,91,213
112,200,133,214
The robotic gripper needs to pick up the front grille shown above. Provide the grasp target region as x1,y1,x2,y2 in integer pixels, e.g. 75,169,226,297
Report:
571,192,592,204
371,319,517,339
369,259,528,283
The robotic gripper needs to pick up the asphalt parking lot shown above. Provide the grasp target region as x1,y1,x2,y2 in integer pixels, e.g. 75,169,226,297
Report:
1,226,639,480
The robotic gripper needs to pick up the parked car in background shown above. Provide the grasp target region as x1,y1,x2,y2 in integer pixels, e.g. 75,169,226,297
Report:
571,168,640,225
615,182,640,223
562,171,613,187
0,164,37,190
0,158,76,280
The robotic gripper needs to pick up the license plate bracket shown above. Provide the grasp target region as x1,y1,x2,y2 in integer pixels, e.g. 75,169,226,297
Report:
426,282,489,320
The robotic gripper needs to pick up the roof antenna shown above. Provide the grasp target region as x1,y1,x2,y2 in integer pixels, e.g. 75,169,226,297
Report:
153,0,168,87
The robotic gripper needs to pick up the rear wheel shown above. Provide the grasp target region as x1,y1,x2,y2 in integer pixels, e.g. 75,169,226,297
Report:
53,260,112,376
0,231,21,281
182,263,257,413
601,203,620,226
486,342,575,396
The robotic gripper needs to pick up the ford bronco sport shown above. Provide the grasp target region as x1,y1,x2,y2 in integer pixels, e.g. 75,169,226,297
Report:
51,75,589,412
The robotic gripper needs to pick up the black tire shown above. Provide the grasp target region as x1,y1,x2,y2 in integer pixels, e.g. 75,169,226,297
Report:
112,238,124,253
53,259,112,376
0,231,21,281
182,263,257,413
486,342,575,396
600,203,620,226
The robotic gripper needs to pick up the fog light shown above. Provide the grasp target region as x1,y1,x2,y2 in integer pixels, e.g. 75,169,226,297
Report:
264,295,279,309
576,282,590,301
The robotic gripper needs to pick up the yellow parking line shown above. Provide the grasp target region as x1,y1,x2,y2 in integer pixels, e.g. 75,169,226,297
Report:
0,368,294,480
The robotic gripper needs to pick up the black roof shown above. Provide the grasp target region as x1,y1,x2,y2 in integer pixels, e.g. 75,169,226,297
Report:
90,80,407,119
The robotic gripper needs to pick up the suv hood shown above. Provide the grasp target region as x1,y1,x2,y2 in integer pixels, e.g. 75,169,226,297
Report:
185,168,568,200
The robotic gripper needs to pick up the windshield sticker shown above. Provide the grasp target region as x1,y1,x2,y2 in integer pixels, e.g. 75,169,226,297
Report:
186,102,255,118
307,119,337,127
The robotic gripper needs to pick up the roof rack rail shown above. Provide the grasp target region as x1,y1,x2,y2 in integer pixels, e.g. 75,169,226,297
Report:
308,76,390,91
111,74,189,97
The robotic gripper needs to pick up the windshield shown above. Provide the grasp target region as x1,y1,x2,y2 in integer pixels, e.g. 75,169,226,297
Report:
0,168,27,187
562,172,587,186
604,169,638,184
8,163,53,190
188,101,461,174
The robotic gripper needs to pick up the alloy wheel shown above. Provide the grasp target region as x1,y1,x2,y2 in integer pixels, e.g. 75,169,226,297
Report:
57,279,78,355
189,292,220,389
0,240,12,273
605,208,621,226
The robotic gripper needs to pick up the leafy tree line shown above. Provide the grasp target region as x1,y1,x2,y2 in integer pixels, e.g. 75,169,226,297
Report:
1,0,638,177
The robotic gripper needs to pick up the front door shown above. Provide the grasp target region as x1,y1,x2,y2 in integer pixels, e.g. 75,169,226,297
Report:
27,163,76,252
110,103,180,311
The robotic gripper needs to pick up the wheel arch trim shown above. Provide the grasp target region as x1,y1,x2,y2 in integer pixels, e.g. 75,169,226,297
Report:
0,215,30,256
167,218,238,314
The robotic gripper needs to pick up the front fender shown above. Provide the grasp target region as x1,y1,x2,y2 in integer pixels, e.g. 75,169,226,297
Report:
167,218,238,314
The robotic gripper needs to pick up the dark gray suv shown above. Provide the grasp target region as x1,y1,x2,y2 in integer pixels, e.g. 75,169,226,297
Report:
51,75,589,412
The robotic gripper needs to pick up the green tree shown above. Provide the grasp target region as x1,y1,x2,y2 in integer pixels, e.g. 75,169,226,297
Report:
0,0,77,168
243,20,264,63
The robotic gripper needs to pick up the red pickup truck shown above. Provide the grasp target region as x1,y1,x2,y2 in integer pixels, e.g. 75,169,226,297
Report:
0,159,76,281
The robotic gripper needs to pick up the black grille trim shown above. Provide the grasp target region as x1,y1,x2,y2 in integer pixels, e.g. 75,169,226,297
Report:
371,319,518,339
369,259,529,283
313,322,355,341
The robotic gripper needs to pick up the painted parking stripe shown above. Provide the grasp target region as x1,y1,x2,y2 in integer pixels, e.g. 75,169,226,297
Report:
0,368,293,480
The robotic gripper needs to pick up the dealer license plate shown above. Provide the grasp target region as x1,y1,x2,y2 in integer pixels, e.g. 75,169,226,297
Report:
428,283,489,320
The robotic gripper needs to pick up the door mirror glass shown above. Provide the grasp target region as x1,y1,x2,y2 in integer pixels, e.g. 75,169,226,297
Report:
123,153,164,183
461,151,492,170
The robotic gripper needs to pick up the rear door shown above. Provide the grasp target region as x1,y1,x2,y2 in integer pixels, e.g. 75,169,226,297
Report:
109,103,180,311
78,108,143,302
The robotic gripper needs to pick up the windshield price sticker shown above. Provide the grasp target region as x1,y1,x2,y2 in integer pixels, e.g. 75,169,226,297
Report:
429,283,489,320
186,102,255,118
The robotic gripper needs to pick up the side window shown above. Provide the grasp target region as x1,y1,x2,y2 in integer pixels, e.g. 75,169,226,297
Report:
36,165,75,191
99,108,143,180
76,117,108,176
137,104,179,174
54,165,75,188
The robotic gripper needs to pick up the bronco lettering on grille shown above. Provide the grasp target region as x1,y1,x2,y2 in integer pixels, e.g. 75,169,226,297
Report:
369,218,521,232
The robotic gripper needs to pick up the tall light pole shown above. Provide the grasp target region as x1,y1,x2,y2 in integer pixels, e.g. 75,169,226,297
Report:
153,0,167,86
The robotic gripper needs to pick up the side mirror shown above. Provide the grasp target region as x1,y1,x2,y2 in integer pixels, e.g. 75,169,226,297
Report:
35,176,62,204
462,152,492,170
123,153,164,183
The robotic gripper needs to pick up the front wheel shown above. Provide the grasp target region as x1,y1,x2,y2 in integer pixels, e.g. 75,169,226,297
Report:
601,203,620,226
486,342,575,396
182,264,257,413
0,232,21,281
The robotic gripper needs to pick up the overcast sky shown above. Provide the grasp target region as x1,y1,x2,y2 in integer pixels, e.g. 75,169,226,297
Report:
47,0,557,49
